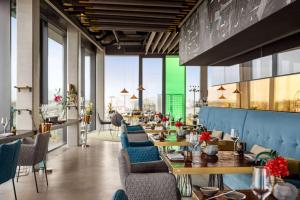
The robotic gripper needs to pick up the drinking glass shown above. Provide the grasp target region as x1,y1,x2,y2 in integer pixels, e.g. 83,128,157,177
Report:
1,117,8,134
251,166,272,200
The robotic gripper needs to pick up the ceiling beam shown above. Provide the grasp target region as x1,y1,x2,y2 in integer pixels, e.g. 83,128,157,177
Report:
81,5,182,14
167,35,179,53
90,25,167,32
162,32,178,53
145,32,156,55
78,0,185,8
84,11,177,19
151,32,164,53
89,19,172,26
157,32,171,53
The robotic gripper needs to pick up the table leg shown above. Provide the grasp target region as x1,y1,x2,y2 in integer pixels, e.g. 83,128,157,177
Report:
176,174,192,197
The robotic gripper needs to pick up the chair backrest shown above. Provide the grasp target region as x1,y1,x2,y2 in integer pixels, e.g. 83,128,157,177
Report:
111,112,123,127
126,146,160,163
0,140,21,184
33,132,51,164
112,189,128,200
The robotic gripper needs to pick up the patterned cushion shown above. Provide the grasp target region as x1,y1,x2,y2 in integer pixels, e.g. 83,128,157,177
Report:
211,130,223,139
112,189,128,200
127,146,160,163
250,144,271,155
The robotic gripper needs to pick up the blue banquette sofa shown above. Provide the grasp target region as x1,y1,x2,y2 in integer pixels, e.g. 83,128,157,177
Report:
199,106,300,189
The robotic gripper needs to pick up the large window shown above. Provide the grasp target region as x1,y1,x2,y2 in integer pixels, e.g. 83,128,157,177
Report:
11,14,17,127
249,79,270,110
165,56,186,121
208,84,238,108
47,28,65,150
186,66,200,124
208,65,239,87
104,56,139,116
84,53,91,103
277,48,300,75
274,74,300,112
142,58,163,112
252,56,272,79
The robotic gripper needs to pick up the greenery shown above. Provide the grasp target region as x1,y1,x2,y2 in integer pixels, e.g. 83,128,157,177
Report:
85,102,93,115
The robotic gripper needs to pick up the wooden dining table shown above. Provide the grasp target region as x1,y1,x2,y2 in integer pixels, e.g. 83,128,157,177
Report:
148,133,191,147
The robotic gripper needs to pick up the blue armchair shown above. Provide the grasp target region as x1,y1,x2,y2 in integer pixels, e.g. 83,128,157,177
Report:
120,132,153,149
0,140,21,200
112,189,128,200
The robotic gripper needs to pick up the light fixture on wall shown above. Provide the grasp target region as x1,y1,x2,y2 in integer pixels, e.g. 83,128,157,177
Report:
130,94,138,100
218,94,226,100
233,89,240,94
217,85,226,91
137,85,145,91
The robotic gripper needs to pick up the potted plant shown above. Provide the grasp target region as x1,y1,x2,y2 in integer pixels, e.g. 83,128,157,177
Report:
83,102,93,124
54,89,68,120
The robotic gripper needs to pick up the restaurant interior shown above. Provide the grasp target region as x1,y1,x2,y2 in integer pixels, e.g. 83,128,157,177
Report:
1,0,300,200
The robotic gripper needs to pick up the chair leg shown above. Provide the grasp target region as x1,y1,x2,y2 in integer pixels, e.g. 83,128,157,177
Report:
12,179,17,200
16,166,20,182
33,166,39,193
43,161,49,186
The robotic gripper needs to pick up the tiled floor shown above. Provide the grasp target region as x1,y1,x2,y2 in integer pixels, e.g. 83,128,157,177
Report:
0,137,122,200
0,132,210,200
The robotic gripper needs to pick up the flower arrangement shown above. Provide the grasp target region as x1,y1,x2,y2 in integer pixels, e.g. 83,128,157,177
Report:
161,116,169,122
265,156,289,178
85,102,93,115
199,131,211,146
175,121,184,128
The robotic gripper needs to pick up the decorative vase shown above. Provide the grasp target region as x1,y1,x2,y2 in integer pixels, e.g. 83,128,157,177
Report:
39,123,52,133
177,127,185,138
83,115,91,124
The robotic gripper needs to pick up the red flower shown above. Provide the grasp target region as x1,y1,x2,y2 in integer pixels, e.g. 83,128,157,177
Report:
199,131,211,141
162,117,169,122
175,121,183,127
54,95,62,103
265,156,289,177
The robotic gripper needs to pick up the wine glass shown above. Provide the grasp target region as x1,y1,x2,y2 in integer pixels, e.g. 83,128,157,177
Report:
230,129,239,154
251,166,272,200
1,117,8,134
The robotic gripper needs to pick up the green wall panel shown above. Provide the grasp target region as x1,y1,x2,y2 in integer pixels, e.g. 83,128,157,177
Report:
165,56,186,121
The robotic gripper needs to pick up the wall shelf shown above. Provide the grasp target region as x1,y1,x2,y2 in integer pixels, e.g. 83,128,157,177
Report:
14,86,32,92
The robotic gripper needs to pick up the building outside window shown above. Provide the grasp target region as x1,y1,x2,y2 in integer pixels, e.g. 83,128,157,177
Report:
142,58,163,112
252,55,272,79
186,66,200,124
84,53,91,104
104,56,139,117
277,48,300,75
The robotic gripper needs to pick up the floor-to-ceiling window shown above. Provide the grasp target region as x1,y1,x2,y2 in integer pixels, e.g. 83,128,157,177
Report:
142,58,163,112
165,56,186,121
104,56,139,117
186,66,200,124
252,56,272,79
84,53,91,104
47,26,65,150
11,9,17,127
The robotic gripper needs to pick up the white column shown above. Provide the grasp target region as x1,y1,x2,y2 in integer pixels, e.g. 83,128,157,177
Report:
67,26,81,146
16,0,40,130
96,49,105,130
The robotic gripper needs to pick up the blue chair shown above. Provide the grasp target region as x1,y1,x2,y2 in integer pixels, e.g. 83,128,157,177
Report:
126,146,160,163
0,140,21,200
112,189,128,200
120,132,153,149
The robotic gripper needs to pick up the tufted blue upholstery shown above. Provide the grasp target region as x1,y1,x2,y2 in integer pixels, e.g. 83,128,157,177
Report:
0,140,21,184
241,110,300,160
127,146,160,163
112,189,128,200
199,107,300,189
120,132,153,149
205,107,248,137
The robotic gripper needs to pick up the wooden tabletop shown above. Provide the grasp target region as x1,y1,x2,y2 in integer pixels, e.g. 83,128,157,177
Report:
0,130,37,144
161,151,254,175
193,189,300,200
145,129,177,134
149,134,191,147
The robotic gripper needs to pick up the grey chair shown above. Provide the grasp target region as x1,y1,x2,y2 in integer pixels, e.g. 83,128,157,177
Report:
17,132,51,193
111,112,124,128
97,113,112,132
118,149,181,200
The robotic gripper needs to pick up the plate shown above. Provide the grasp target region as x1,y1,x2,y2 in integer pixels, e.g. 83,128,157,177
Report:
224,191,246,200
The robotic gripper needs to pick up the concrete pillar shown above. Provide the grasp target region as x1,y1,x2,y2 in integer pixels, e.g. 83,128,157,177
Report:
67,26,80,146
95,49,105,130
0,0,11,129
200,66,208,100
16,0,40,130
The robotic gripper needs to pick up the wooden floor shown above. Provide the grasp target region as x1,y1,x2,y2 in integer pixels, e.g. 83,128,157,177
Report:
0,132,210,200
